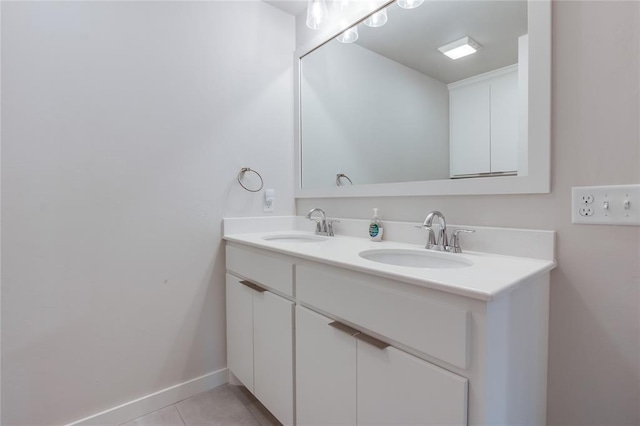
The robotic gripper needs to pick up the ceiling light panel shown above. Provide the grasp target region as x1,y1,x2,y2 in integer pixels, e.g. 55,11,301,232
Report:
438,36,482,60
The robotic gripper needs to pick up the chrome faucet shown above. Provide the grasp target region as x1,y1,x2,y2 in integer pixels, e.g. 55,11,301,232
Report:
418,211,475,253
305,208,339,237
423,211,448,251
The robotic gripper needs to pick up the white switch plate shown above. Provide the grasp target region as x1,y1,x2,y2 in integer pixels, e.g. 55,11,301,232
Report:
572,184,640,225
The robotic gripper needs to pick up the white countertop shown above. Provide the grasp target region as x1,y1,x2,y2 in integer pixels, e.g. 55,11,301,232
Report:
223,230,556,301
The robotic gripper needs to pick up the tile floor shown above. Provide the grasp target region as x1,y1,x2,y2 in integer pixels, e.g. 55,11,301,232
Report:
120,384,282,426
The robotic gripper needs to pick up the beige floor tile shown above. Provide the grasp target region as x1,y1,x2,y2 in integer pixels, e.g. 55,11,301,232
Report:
246,402,282,426
176,385,260,426
228,385,258,407
227,384,281,426
120,405,184,426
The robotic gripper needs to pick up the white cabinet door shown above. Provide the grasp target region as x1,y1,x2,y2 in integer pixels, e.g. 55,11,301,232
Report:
254,290,294,425
357,341,468,426
226,274,254,392
449,83,491,176
490,71,519,173
296,306,357,426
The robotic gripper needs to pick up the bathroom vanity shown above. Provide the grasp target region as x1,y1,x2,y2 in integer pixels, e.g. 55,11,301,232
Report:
223,217,555,426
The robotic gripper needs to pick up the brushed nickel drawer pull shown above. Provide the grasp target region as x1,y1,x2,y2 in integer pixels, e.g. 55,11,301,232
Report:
329,321,360,337
355,333,390,350
239,280,267,293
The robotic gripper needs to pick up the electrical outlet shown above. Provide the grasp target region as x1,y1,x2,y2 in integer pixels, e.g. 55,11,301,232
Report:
572,185,640,225
263,188,275,213
580,194,594,204
579,206,593,217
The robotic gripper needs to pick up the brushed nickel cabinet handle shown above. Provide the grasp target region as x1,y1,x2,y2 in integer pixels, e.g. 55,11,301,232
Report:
329,321,390,349
355,333,390,350
239,280,267,293
328,321,360,337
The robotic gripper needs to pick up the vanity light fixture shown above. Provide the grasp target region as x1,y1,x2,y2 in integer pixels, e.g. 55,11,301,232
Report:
337,26,359,43
364,8,388,27
438,36,482,60
397,0,424,9
306,0,329,30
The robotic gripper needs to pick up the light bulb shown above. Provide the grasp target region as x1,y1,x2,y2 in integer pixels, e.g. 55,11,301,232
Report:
337,26,358,43
306,0,329,30
335,0,350,11
364,9,388,27
397,0,424,9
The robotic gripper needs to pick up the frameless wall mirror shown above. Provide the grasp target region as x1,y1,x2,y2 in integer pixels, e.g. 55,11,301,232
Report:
295,0,550,197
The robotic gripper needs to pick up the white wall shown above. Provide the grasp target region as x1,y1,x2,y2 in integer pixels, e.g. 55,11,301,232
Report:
1,1,294,424
297,1,640,425
302,41,449,188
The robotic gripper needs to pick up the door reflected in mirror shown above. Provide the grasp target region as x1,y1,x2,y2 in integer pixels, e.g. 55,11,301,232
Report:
300,0,529,189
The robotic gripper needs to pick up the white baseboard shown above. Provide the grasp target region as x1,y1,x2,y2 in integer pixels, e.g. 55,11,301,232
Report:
66,368,229,426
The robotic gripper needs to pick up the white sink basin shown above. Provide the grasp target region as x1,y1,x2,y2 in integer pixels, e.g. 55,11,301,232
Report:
359,249,472,269
262,234,328,243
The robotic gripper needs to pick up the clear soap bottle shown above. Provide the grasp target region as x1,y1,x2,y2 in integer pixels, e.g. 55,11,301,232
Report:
368,208,384,242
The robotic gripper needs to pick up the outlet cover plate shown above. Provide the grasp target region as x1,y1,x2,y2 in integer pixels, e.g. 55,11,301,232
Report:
572,184,640,225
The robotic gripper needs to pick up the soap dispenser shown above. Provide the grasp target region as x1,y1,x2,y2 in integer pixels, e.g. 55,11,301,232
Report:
369,208,384,241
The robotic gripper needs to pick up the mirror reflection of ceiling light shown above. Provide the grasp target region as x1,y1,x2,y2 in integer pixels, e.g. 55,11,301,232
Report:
438,36,482,60
335,0,350,11
364,9,388,27
337,26,359,43
397,0,424,9
306,0,329,30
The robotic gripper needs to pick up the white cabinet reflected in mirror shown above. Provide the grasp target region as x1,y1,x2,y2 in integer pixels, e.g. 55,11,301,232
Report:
295,0,550,197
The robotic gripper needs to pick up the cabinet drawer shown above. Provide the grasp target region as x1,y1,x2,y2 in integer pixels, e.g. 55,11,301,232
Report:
226,245,294,296
296,265,470,369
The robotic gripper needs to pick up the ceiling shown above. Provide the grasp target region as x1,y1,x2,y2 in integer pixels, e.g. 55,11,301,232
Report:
263,0,307,16
264,0,528,84
310,0,528,84
356,1,527,84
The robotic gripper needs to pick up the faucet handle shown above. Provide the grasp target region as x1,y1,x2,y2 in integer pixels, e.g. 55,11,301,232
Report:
327,219,340,237
415,224,437,249
448,229,475,253
307,218,322,233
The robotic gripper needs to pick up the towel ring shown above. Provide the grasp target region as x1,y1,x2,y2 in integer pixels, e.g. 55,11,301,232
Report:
237,168,264,192
336,173,353,186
